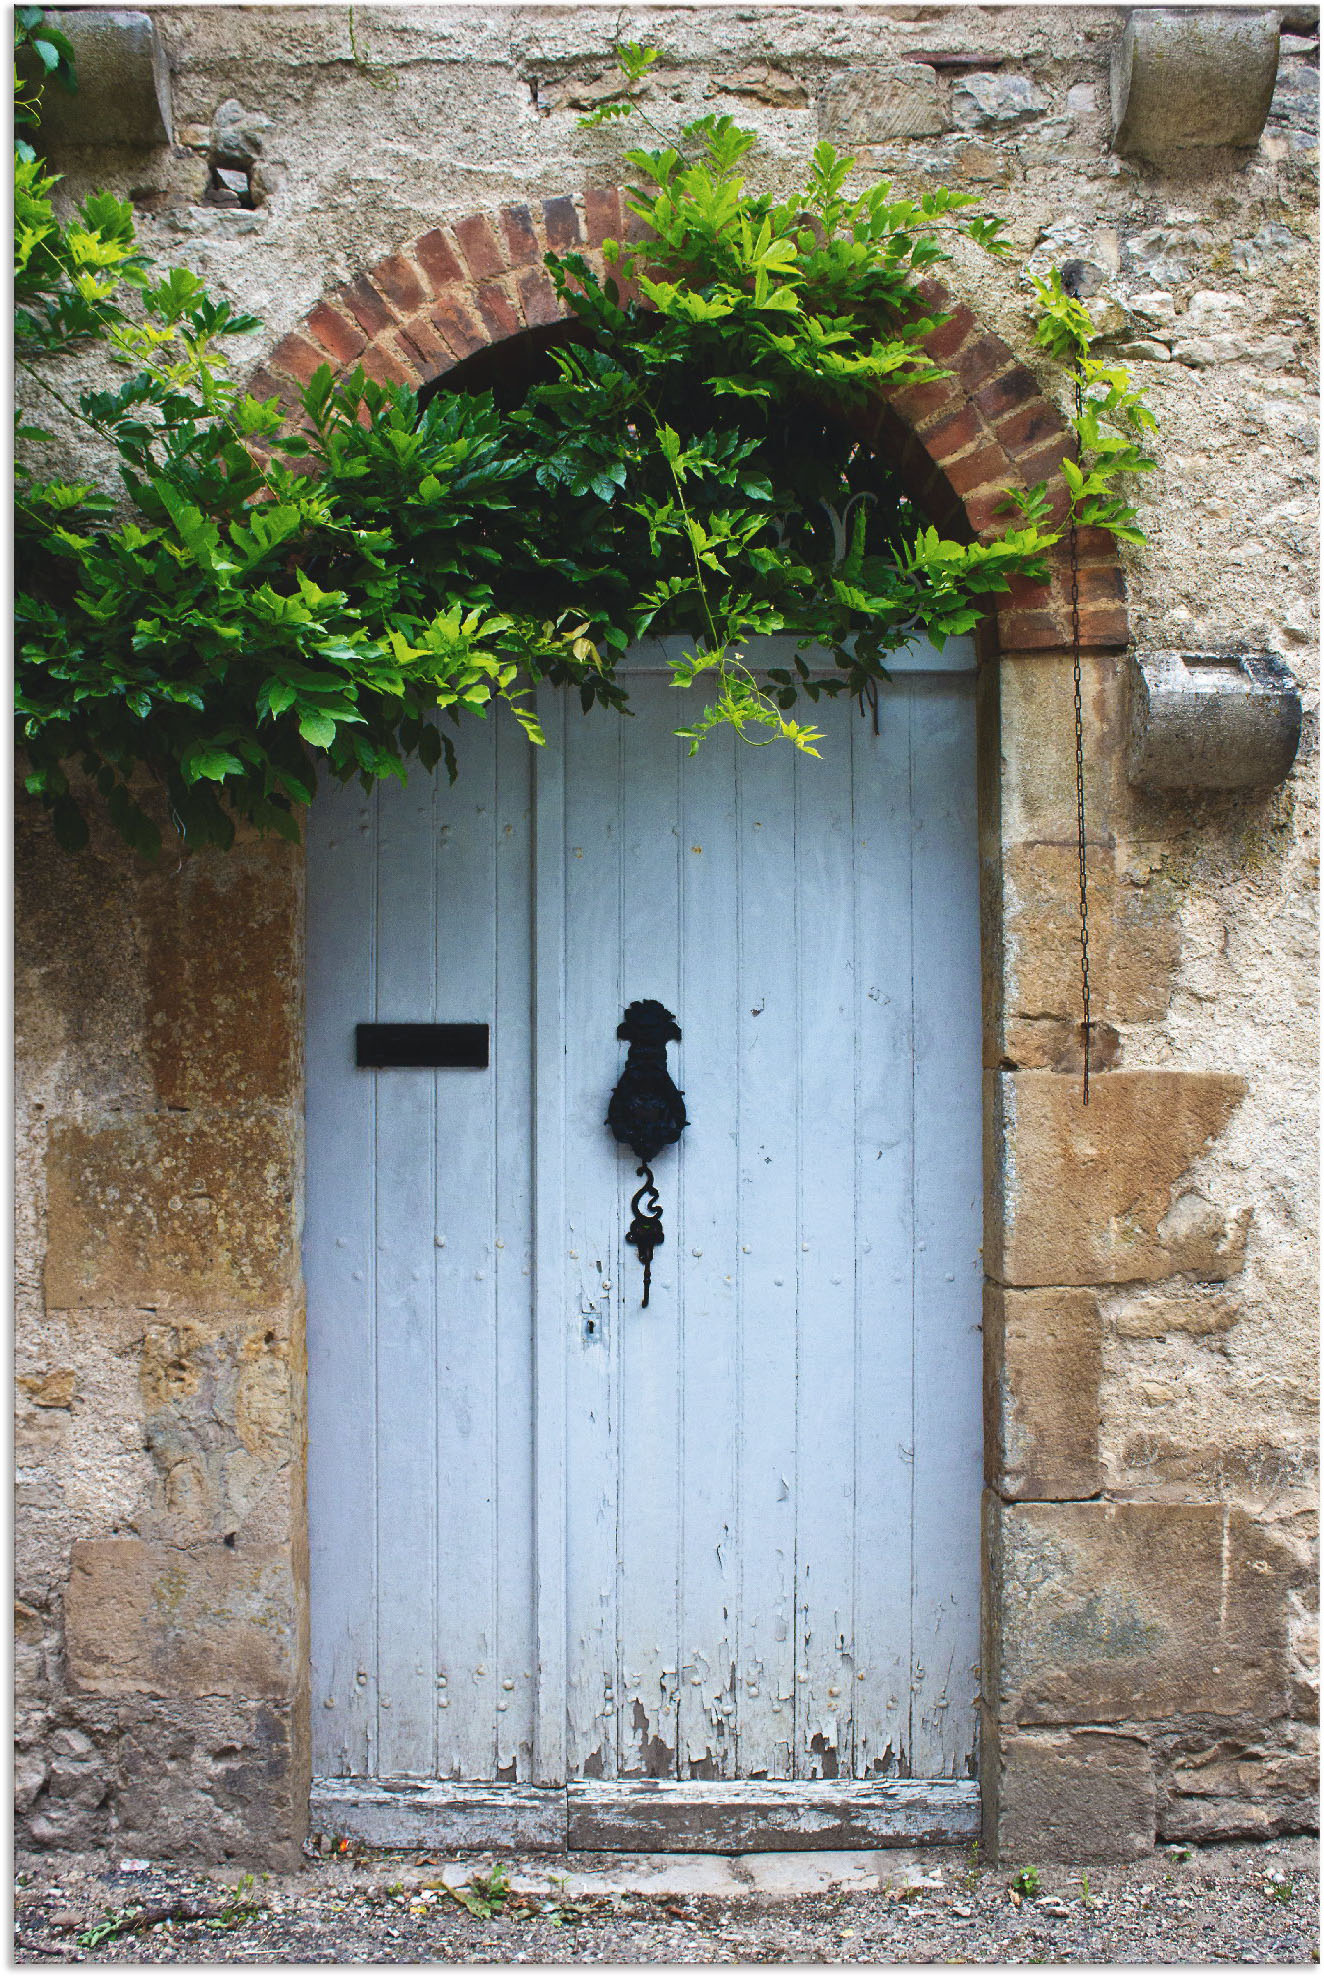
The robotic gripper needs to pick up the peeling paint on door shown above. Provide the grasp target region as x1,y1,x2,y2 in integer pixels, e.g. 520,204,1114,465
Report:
307,640,982,1790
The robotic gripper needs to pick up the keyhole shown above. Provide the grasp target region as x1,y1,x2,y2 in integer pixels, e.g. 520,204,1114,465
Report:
583,1315,597,1339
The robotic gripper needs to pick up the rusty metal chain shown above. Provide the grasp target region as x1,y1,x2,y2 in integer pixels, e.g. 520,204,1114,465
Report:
1071,372,1091,1106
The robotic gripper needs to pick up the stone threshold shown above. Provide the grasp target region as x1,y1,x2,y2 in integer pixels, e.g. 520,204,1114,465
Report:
310,1777,981,1853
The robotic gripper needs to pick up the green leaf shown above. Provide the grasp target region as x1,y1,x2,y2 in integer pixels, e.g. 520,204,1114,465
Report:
298,710,338,748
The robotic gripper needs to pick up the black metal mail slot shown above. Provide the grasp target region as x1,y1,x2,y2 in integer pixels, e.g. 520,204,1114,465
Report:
355,1023,489,1069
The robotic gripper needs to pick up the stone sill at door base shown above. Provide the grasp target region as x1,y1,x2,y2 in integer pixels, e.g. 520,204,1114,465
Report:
310,1778,981,1853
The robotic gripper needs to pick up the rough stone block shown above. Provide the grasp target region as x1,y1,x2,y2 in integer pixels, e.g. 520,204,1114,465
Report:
1126,651,1302,792
45,1111,297,1310
1157,1728,1320,1842
818,65,945,143
66,1540,296,1699
985,1286,1102,1501
988,1070,1247,1287
1003,844,1181,1027
993,1728,1156,1863
953,72,1048,129
990,1500,1296,1724
997,652,1124,847
33,10,171,147
1110,9,1280,158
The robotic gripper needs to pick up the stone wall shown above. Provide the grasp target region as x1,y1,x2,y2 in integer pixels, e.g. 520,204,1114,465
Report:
15,5,1318,1864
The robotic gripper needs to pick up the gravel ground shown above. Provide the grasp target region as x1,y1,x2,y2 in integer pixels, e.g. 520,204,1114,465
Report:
14,1834,1318,1965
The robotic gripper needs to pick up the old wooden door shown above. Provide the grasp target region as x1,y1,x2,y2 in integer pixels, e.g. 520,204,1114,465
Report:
306,637,983,1850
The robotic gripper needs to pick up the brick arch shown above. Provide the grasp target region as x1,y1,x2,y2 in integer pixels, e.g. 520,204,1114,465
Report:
249,184,1127,656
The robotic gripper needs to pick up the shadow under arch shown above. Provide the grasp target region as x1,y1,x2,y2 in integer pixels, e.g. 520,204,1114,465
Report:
249,183,1130,659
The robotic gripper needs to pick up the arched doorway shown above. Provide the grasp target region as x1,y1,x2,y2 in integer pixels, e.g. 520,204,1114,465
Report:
278,188,1129,1849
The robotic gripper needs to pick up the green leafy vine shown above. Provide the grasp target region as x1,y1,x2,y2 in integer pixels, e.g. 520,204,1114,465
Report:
14,26,1151,857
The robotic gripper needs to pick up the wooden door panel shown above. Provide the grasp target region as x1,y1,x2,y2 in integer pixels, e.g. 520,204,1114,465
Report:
307,640,981,1792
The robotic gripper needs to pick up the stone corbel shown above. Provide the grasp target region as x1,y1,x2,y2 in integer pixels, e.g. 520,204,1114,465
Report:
1126,650,1303,790
1110,9,1281,160
31,10,172,149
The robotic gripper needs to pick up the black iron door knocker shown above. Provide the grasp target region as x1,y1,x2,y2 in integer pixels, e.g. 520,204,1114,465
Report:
606,1000,688,1307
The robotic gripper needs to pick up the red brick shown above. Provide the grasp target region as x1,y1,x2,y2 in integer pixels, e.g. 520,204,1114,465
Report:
542,194,583,251
584,183,622,246
996,398,1069,461
924,404,981,462
413,227,465,291
965,485,1028,535
621,202,656,245
516,265,569,328
944,442,1012,498
916,275,951,312
955,331,1015,392
358,341,416,389
971,364,1040,422
395,319,455,380
306,300,367,365
338,275,397,337
243,366,296,411
454,212,506,280
500,202,541,267
1015,435,1075,487
430,294,488,359
474,279,522,340
1075,525,1123,563
269,332,326,388
1077,605,1130,649
1077,563,1126,604
886,374,964,427
922,305,977,364
997,608,1068,650
369,252,427,315
1002,570,1057,611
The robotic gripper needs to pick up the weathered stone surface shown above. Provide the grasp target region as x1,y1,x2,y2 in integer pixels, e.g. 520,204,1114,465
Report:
1156,1726,1320,1842
136,843,301,1107
45,1111,297,1310
817,65,944,143
988,1071,1247,1287
997,653,1125,848
985,1287,1102,1501
33,10,171,147
66,1540,296,1699
113,1699,305,1865
210,97,272,168
994,1728,1156,1863
990,1501,1298,1725
717,64,808,108
1110,9,1280,158
1105,1283,1240,1340
19,1368,77,1409
953,72,1047,128
1002,844,1181,1026
1126,651,1302,793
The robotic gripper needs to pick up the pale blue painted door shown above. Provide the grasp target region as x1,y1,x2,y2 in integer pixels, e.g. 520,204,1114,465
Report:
305,638,983,1794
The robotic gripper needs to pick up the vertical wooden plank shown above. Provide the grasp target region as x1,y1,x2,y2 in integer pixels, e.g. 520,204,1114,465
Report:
431,719,501,1780
373,767,442,1777
850,680,919,1779
306,779,379,1778
675,717,742,1778
732,731,800,1781
791,702,863,1781
613,674,684,1778
908,671,983,1778
493,714,537,1779
531,692,569,1786
561,701,624,1780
